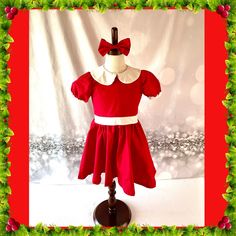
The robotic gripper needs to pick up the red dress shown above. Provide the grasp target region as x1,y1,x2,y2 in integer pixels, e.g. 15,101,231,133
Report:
71,65,161,196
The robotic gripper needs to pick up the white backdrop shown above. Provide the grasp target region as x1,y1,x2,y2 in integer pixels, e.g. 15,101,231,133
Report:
29,9,204,183
29,9,205,227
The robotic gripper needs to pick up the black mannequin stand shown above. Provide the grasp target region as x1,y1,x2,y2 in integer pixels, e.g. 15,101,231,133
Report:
93,181,131,226
93,27,132,227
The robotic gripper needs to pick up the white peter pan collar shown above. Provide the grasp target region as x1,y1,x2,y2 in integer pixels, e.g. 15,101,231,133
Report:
90,65,141,85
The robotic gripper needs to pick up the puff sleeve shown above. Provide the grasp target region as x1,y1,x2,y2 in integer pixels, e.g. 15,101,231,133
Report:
142,70,161,97
71,72,93,102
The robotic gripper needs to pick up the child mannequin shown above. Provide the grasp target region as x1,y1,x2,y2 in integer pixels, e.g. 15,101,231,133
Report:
104,54,127,73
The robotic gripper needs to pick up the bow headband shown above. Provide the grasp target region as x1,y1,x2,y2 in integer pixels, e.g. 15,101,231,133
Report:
98,38,131,56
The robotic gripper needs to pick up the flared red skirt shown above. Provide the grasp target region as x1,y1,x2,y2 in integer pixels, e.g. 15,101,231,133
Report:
78,119,156,196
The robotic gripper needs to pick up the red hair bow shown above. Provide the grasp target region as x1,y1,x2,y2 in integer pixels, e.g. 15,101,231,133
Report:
98,38,131,56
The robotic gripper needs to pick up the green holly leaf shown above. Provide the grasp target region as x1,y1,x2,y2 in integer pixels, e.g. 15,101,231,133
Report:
93,224,102,232
67,7,74,10
15,224,30,236
42,5,50,11
6,68,10,75
175,3,183,10
2,43,10,50
35,222,43,232
225,205,235,215
226,41,234,51
226,161,230,168
135,4,143,10
193,6,201,14
0,213,8,221
68,225,76,230
207,0,221,11
0,199,9,211
226,81,232,89
0,81,7,91
225,59,231,68
54,226,62,233
2,107,9,118
3,147,10,155
186,3,193,10
222,100,229,108
5,93,11,101
226,93,233,100
226,152,232,161
226,186,233,193
60,5,67,11
82,3,89,10
4,34,14,43
5,168,11,177
3,54,10,61
4,185,11,194
197,0,207,7
107,226,118,234
5,75,10,83
5,127,14,136
0,175,7,184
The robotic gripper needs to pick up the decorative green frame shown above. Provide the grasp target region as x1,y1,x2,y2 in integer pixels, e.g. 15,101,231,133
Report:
0,0,235,235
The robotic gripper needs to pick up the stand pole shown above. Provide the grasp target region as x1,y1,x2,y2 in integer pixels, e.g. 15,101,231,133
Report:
93,180,131,226
108,181,117,214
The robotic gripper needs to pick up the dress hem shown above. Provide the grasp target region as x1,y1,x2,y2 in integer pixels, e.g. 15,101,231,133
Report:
78,172,156,196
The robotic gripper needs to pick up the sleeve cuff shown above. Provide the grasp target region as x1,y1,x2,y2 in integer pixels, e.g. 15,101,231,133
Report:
148,91,162,99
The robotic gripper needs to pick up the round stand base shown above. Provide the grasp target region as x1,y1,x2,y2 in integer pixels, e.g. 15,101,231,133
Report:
93,199,131,227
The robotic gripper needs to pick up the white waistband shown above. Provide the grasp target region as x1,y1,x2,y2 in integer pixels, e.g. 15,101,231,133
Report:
94,115,138,126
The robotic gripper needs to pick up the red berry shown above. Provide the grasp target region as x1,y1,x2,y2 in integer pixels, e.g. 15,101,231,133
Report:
225,5,231,11
221,10,229,18
218,221,226,229
15,222,20,228
225,222,232,230
6,12,14,20
7,218,15,226
4,6,11,13
10,7,18,15
11,222,20,231
217,5,225,14
222,216,230,224
5,224,12,232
